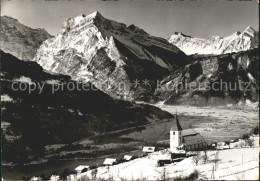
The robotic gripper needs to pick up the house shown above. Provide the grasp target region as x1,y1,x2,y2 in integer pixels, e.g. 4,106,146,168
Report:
216,142,225,150
156,147,165,151
123,155,133,161
75,165,90,174
216,142,230,150
30,176,41,181
170,113,207,153
250,135,259,147
67,174,76,181
49,175,60,181
103,158,117,165
157,159,172,167
229,139,246,148
157,151,172,166
142,146,155,153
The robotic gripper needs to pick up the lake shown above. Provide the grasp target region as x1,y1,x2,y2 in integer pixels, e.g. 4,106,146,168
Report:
2,150,142,180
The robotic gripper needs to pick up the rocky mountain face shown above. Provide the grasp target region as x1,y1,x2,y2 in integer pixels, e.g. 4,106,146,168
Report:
169,26,259,55
1,50,174,163
155,48,259,106
34,11,189,101
2,13,258,106
0,16,52,61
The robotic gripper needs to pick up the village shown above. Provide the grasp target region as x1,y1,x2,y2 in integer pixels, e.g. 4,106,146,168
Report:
27,114,259,181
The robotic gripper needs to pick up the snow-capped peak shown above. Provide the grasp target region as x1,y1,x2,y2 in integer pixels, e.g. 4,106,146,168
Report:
242,26,256,37
244,26,255,32
172,32,191,38
232,31,241,36
87,11,103,19
168,26,258,55
34,11,187,100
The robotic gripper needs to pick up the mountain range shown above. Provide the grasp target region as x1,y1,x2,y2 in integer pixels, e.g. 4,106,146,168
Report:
34,11,188,101
169,26,258,55
1,12,259,104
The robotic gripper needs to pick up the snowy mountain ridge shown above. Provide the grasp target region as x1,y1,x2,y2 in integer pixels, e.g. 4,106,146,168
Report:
169,26,259,55
34,11,188,100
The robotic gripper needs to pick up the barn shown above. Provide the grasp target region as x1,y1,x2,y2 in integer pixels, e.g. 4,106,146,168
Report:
103,158,117,166
75,165,89,174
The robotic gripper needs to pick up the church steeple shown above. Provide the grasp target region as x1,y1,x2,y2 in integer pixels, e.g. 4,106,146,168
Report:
176,112,183,131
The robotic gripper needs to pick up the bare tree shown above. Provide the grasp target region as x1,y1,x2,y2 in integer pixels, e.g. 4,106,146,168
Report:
213,150,220,171
131,172,134,181
91,169,97,181
236,172,245,180
202,150,208,164
246,138,254,147
140,169,143,180
107,166,113,180
160,168,167,181
192,152,200,166
82,176,90,181
117,166,127,181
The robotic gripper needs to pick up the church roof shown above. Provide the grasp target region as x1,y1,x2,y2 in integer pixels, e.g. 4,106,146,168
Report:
170,114,198,136
176,113,183,131
182,129,198,136
170,113,183,131
183,133,207,146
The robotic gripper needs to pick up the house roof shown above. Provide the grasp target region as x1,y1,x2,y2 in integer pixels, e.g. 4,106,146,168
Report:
30,177,40,181
103,158,116,165
157,153,171,160
75,165,89,171
50,175,60,180
142,146,155,152
183,133,206,146
217,142,226,146
123,155,133,160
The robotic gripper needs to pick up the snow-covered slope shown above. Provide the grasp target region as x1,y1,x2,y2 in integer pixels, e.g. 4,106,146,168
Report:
34,11,188,100
77,147,259,180
169,26,259,55
0,16,52,61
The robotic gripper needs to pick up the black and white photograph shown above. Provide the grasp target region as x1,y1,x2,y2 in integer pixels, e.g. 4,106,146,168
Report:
1,0,259,180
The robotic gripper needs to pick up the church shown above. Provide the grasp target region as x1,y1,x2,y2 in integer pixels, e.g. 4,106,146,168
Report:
170,113,207,153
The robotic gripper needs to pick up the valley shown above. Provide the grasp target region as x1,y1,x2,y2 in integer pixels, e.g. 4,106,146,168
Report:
157,103,259,143
2,105,258,179
0,7,259,180
2,103,258,180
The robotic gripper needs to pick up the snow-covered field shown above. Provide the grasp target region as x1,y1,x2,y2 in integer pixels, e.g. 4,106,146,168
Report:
76,147,259,180
156,103,259,143
122,103,259,145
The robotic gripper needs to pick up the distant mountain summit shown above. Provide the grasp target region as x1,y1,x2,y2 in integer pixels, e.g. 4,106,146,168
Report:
34,11,188,100
168,26,259,55
0,16,52,61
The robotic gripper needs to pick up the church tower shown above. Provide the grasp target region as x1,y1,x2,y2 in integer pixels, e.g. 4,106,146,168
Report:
170,113,183,152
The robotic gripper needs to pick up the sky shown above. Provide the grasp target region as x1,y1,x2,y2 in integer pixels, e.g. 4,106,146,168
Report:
1,0,259,38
